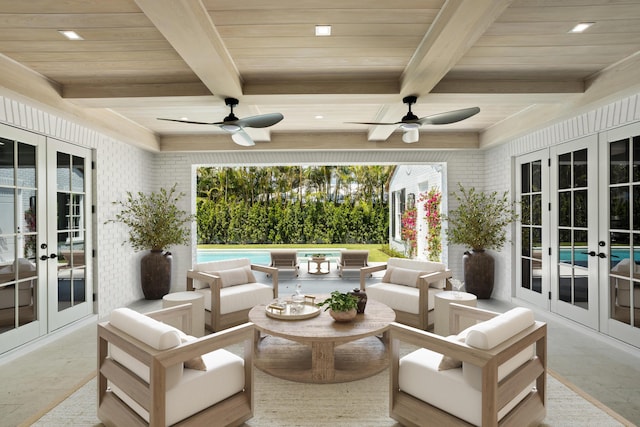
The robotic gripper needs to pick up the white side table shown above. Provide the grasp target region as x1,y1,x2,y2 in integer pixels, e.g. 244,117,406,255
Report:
434,291,477,336
162,291,205,337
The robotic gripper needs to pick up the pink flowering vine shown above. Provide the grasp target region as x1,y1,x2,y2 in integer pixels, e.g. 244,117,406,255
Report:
401,207,418,257
419,188,442,262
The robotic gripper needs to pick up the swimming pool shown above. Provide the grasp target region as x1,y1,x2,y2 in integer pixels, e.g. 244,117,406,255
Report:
197,248,345,265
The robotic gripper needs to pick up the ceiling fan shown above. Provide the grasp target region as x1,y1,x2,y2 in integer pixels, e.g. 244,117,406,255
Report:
157,97,284,146
349,95,480,143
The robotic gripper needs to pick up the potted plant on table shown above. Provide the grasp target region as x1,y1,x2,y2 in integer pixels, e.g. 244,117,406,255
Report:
317,291,359,322
443,184,518,299
106,184,194,300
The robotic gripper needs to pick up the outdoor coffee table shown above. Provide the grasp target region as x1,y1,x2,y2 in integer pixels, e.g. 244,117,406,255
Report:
248,297,395,383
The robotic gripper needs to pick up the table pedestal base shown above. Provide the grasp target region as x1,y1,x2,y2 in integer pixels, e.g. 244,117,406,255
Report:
253,334,388,383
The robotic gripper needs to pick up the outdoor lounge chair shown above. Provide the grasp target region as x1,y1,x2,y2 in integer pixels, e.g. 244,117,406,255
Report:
269,249,300,277
337,250,369,277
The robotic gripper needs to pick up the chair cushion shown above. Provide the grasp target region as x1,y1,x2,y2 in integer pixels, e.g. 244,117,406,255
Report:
462,307,536,390
399,347,533,426
210,267,256,288
191,259,252,289
385,258,447,289
197,282,274,314
382,267,431,288
366,283,441,314
111,347,245,426
465,307,534,350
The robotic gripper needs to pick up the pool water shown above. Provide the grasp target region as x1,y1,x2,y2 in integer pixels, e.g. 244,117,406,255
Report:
197,248,345,265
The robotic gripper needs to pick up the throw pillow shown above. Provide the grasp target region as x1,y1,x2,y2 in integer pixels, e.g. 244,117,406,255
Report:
437,334,466,371
180,334,207,371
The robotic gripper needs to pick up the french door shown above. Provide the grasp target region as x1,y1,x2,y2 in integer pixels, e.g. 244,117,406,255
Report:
517,128,640,348
549,136,600,329
0,125,92,354
45,139,93,331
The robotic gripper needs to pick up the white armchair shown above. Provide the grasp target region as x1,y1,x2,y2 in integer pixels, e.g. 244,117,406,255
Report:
360,257,451,330
97,304,254,426
389,304,547,426
187,258,278,332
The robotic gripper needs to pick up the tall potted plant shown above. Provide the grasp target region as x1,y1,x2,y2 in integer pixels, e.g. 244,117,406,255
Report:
107,184,194,299
443,184,518,299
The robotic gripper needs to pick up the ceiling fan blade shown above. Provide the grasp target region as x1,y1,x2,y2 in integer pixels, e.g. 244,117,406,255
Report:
230,129,255,146
345,121,400,126
418,107,480,125
236,112,284,128
402,129,419,143
157,117,217,125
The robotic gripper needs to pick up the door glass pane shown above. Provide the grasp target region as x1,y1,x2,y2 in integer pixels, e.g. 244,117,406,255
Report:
573,149,588,188
0,141,38,333
610,139,629,184
610,187,629,230
0,138,15,186
559,192,571,227
532,160,541,192
609,134,640,329
56,155,86,313
521,163,530,193
557,148,590,310
57,152,71,192
574,190,588,228
519,159,543,295
559,153,572,189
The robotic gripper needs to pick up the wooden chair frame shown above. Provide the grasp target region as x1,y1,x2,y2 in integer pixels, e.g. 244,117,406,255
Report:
360,263,452,330
389,304,547,427
97,303,254,427
187,264,278,332
337,250,369,277
268,250,300,277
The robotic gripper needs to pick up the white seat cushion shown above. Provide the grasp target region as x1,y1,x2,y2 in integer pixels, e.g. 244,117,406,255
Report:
197,282,274,314
366,283,442,314
111,348,245,426
399,348,533,426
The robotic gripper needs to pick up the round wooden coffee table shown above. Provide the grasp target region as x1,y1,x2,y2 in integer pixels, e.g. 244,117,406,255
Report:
248,297,395,383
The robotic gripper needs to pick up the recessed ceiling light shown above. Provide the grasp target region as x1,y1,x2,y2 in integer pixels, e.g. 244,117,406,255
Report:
58,30,83,40
180,117,189,121
315,115,324,119
569,22,594,33
315,25,332,36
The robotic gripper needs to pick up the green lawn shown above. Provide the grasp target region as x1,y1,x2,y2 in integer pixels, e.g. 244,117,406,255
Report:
197,243,392,262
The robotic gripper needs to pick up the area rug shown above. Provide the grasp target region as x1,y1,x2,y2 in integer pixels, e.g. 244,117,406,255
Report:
27,367,633,426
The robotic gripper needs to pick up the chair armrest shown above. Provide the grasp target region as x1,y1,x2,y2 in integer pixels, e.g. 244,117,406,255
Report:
155,322,255,368
186,270,223,289
360,263,388,290
449,303,498,334
146,303,193,335
418,269,452,287
251,264,278,298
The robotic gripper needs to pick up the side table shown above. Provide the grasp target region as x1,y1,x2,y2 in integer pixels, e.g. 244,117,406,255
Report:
162,291,205,337
434,291,477,336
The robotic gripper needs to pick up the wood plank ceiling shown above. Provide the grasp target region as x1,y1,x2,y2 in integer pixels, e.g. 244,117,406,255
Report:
0,0,639,151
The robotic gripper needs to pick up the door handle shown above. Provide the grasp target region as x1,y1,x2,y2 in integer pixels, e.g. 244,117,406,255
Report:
39,253,58,261
580,251,597,257
597,252,607,259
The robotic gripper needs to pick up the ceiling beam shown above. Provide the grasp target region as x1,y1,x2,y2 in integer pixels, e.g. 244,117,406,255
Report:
134,0,242,98
367,0,515,141
160,131,478,152
0,54,159,151
480,51,640,148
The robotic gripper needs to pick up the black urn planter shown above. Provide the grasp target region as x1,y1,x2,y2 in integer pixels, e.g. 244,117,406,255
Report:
140,250,172,300
463,249,495,299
